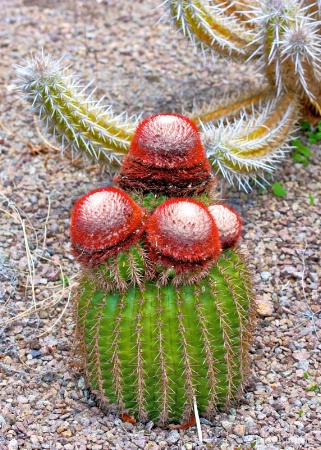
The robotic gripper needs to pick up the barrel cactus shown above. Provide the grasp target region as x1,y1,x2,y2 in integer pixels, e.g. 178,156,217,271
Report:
71,113,256,424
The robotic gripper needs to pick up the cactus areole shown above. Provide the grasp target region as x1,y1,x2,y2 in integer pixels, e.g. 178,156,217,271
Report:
71,113,256,425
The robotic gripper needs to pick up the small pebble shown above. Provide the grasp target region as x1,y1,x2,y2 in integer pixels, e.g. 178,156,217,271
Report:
260,271,272,281
166,430,180,445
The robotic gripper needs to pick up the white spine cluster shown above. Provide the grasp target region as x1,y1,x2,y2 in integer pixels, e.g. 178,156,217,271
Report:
250,0,321,108
201,92,299,191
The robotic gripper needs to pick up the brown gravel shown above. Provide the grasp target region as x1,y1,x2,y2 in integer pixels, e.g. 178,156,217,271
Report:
0,1,321,449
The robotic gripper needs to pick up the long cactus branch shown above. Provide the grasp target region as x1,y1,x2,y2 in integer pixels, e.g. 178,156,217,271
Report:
160,0,259,59
15,53,138,167
201,92,300,191
187,86,274,125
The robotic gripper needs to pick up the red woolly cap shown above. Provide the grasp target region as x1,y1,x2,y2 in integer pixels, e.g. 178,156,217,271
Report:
70,187,145,265
208,203,242,249
129,113,207,169
115,113,213,195
145,198,221,270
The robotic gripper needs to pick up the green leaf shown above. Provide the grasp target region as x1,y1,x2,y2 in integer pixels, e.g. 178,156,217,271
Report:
291,138,303,148
296,145,311,157
300,120,311,131
308,193,315,206
307,131,321,145
272,182,287,198
291,152,304,163
59,274,69,286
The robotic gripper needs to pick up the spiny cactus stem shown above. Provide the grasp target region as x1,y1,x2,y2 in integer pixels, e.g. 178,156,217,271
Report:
165,0,257,58
239,92,297,146
223,249,256,391
77,247,255,422
136,295,147,421
201,91,299,190
190,88,274,125
215,0,257,27
218,266,247,385
85,291,106,393
74,281,96,373
210,280,238,405
36,82,133,161
16,54,137,166
261,2,321,112
88,311,105,393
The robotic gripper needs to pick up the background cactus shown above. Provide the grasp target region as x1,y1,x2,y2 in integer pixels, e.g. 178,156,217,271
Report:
16,1,315,189
71,114,256,424
162,0,321,112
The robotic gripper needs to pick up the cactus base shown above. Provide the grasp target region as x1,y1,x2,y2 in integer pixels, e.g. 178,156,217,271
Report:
73,247,256,425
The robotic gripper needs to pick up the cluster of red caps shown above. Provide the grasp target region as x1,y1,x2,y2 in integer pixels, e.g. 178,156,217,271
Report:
70,114,242,272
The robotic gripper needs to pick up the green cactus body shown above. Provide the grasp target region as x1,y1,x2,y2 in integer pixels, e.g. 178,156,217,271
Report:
75,247,255,424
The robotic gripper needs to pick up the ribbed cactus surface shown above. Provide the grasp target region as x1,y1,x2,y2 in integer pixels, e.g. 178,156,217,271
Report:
75,248,255,423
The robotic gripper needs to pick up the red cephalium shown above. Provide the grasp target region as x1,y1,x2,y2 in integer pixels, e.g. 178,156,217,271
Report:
145,198,221,271
208,203,242,249
115,113,214,196
70,187,146,265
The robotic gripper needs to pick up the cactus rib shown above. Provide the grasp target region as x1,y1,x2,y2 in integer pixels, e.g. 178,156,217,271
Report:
15,53,137,167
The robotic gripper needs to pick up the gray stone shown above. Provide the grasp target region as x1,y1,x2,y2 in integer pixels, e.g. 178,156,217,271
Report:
221,420,233,431
77,377,86,389
260,271,272,281
166,430,180,445
123,422,135,432
199,417,213,425
8,439,18,450
295,360,309,371
145,420,154,431
42,372,54,383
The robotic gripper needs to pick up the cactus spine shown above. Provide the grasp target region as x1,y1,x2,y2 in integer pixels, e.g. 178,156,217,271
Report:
71,114,256,424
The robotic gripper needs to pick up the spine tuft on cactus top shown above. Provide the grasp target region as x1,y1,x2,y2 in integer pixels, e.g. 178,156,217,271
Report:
71,113,256,425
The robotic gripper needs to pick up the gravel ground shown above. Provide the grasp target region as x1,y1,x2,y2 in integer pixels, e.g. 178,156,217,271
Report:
0,1,320,449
